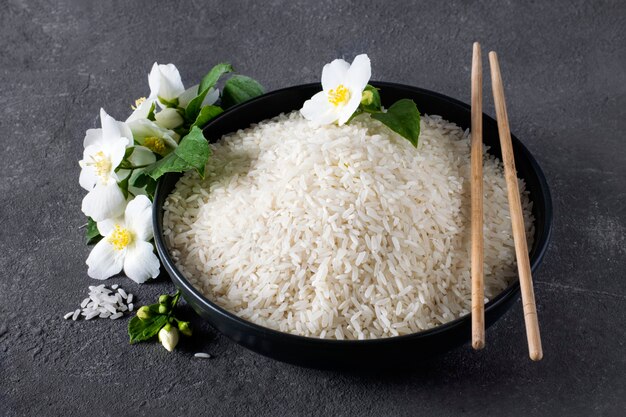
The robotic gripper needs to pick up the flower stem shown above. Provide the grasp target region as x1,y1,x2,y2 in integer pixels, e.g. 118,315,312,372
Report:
171,290,182,308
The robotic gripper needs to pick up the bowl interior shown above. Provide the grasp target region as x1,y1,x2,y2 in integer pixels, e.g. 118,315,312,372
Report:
153,82,552,352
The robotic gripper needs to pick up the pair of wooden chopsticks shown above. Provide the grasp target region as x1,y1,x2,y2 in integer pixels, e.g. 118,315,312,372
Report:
470,42,543,361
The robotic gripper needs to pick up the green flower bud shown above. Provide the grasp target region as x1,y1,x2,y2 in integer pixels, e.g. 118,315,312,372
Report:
360,90,374,106
137,306,152,320
158,304,170,314
178,321,192,337
158,324,179,352
159,294,172,305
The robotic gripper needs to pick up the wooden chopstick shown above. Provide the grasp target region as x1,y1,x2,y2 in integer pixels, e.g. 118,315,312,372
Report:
488,51,543,361
470,42,485,350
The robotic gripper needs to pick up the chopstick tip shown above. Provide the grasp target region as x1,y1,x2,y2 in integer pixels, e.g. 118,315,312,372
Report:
530,350,543,361
472,340,485,350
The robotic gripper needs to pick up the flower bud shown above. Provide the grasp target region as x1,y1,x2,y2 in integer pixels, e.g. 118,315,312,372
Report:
158,324,179,352
155,107,184,130
159,294,172,305
137,306,152,320
178,321,192,337
158,304,170,314
360,90,374,105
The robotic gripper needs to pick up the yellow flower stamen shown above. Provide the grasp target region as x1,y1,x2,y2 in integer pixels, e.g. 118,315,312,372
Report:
143,136,167,155
131,97,146,110
108,225,132,250
327,84,350,106
87,151,112,181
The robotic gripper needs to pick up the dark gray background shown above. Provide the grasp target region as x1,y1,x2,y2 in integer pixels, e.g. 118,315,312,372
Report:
1,0,624,416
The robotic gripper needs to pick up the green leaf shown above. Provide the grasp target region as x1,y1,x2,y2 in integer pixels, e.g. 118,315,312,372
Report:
185,89,210,123
371,99,421,147
173,126,188,138
117,147,136,169
117,175,130,199
184,64,233,123
143,126,211,180
130,169,157,200
199,63,234,94
124,146,134,159
359,84,382,113
158,96,179,108
145,178,157,199
147,102,156,121
191,105,223,129
128,314,168,344
131,169,149,188
85,217,102,245
221,75,264,109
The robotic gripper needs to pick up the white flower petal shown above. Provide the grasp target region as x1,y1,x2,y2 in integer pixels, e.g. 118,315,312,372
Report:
300,91,339,125
79,143,108,190
78,159,97,186
100,109,132,146
78,164,98,191
116,168,131,181
177,85,198,108
128,118,179,154
178,85,220,109
128,118,157,139
86,239,125,280
321,59,350,91
125,195,153,241
164,133,179,147
154,63,185,101
124,241,160,283
126,98,155,123
129,118,176,142
97,217,123,236
83,128,103,148
346,54,371,93
337,91,363,126
107,135,132,170
203,87,219,106
81,181,126,221
154,107,184,130
128,146,157,167
82,143,102,160
148,62,160,99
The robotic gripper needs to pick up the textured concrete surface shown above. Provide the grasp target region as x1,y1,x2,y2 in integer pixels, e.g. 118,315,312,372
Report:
1,0,625,416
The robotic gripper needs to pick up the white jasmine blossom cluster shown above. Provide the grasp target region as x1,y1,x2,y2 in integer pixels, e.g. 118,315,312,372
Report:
79,61,264,283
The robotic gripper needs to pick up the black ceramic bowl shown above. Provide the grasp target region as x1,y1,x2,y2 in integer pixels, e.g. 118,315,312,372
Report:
153,82,552,369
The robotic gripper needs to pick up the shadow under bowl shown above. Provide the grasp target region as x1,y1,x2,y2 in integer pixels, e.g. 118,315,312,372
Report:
153,82,553,369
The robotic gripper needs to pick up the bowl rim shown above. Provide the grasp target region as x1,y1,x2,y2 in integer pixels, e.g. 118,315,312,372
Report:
153,81,553,346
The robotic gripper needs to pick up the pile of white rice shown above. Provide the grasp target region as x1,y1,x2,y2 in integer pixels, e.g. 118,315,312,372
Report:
163,111,534,340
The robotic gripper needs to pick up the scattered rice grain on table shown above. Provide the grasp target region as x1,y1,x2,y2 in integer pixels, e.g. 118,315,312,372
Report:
163,111,534,340
63,284,134,321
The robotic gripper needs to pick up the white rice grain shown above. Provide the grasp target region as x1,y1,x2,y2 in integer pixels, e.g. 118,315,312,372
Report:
110,312,123,320
163,111,534,340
